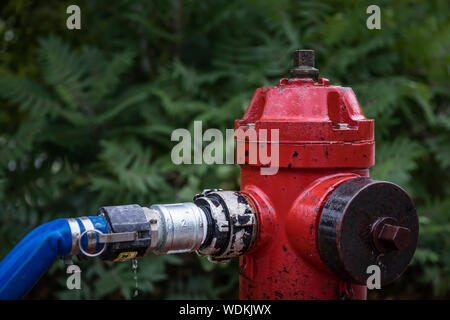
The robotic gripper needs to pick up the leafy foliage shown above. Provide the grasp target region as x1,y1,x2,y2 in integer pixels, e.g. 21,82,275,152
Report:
0,0,448,299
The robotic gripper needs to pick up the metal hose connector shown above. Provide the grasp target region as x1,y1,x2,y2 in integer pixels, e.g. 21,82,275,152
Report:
68,190,257,263
145,202,208,255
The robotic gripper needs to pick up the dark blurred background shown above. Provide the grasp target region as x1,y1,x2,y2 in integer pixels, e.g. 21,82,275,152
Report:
0,0,448,299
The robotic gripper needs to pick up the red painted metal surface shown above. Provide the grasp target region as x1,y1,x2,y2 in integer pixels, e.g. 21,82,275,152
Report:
236,77,374,300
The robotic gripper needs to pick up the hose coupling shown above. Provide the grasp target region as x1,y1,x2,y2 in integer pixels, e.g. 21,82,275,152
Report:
68,190,257,263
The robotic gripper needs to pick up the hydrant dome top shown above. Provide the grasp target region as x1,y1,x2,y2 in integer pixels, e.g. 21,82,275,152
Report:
236,48,374,143
235,49,375,169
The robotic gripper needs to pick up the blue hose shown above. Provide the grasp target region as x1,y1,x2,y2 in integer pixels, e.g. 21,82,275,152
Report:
0,216,108,300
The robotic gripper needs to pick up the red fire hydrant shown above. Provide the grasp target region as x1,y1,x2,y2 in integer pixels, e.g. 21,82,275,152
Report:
0,50,419,301
237,50,418,299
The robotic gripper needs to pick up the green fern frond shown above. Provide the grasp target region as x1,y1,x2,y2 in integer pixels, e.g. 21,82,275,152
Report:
371,137,425,193
82,47,136,105
0,75,55,116
38,36,87,89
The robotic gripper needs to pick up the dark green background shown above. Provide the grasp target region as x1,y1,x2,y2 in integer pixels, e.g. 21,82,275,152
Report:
0,0,448,299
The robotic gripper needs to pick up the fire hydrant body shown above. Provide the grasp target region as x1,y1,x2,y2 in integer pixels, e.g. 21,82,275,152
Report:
237,50,418,299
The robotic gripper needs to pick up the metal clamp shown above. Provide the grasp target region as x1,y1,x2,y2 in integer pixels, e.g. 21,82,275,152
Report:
78,217,96,254
78,229,106,258
77,230,138,258
67,218,81,256
98,231,138,244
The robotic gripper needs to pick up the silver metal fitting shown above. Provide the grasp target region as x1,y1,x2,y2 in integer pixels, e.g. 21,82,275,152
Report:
146,202,207,255
78,217,97,254
67,217,98,257
67,218,81,256
144,190,257,262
